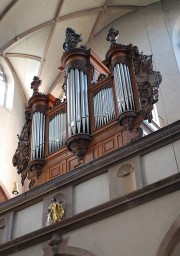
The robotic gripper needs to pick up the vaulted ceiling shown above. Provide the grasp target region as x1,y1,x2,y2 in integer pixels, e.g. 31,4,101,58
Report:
0,0,159,101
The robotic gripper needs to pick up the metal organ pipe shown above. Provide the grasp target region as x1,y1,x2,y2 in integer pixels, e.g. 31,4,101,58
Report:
31,111,45,160
114,63,135,114
93,87,115,129
67,68,90,137
48,112,66,154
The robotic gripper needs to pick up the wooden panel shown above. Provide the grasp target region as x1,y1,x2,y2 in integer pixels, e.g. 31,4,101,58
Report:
50,165,60,178
68,157,79,172
117,133,123,148
45,169,50,182
103,137,117,154
85,149,94,163
61,160,67,175
94,143,103,158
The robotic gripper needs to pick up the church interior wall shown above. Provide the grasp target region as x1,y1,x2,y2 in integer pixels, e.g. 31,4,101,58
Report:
8,189,180,256
0,65,26,198
12,201,43,239
1,135,179,246
0,1,180,255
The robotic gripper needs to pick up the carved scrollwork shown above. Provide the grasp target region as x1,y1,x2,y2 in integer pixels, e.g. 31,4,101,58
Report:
89,63,95,84
66,134,92,160
96,73,107,83
118,111,137,131
63,27,82,52
48,108,66,122
29,178,36,190
110,56,128,74
66,60,87,74
49,98,66,111
29,159,44,178
128,45,140,62
12,109,31,186
134,53,162,122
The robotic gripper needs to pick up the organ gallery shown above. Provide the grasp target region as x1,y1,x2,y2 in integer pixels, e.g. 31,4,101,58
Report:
13,27,161,189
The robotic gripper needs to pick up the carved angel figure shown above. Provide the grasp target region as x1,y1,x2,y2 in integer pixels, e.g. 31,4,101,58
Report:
46,197,64,225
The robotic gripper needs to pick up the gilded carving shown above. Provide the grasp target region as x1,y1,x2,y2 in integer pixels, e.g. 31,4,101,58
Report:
46,197,64,225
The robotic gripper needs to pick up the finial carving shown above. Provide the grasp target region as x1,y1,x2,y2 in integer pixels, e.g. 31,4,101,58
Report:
63,27,82,52
31,76,42,95
106,28,119,46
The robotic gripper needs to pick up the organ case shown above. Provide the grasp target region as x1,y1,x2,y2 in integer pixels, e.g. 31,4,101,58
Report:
13,28,161,189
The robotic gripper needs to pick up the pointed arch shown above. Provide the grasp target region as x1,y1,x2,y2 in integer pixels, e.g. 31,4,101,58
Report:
0,182,10,203
58,246,97,255
156,215,180,256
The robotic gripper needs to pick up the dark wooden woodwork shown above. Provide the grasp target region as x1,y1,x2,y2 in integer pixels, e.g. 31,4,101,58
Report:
13,27,162,189
5,120,180,215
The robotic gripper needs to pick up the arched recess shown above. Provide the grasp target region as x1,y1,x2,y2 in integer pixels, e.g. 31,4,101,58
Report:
43,235,97,256
0,182,10,203
156,215,180,256
58,246,97,255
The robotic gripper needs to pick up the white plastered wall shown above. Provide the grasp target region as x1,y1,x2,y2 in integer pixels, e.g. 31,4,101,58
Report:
12,201,43,238
142,140,180,185
65,190,180,256
0,57,27,198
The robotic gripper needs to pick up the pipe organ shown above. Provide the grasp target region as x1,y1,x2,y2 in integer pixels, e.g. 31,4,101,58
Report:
13,27,161,189
93,87,115,129
31,111,45,159
113,63,135,113
66,68,89,136
48,111,66,154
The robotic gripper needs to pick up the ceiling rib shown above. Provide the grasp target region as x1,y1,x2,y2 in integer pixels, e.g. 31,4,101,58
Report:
58,7,102,22
0,0,19,22
4,57,27,103
0,5,116,56
4,53,42,62
38,0,65,77
88,11,104,42
107,5,139,11
88,0,110,42
0,20,54,55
